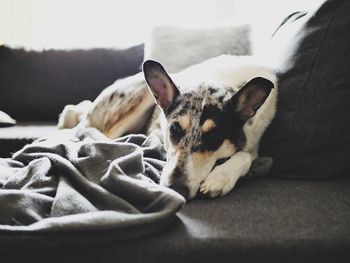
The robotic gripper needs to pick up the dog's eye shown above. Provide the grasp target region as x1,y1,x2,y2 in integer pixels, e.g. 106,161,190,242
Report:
203,128,222,146
201,128,224,151
169,122,184,142
170,122,182,135
207,129,220,140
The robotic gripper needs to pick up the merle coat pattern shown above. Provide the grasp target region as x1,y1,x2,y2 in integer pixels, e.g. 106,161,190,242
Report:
59,55,277,199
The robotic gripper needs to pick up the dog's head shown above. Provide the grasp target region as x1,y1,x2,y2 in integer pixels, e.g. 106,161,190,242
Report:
143,60,273,199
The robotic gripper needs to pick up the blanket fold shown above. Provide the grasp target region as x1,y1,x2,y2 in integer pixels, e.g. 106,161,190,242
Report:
0,128,185,247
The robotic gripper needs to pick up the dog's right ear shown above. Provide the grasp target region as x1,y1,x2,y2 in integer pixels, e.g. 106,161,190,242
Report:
143,60,180,111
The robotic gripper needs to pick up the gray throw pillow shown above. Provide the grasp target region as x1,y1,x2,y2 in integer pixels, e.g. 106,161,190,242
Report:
144,25,251,73
260,0,350,178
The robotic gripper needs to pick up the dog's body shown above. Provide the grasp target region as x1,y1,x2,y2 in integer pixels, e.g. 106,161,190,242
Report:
59,55,277,199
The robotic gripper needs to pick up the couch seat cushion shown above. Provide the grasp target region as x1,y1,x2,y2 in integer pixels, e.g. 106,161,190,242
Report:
0,122,57,157
2,178,349,263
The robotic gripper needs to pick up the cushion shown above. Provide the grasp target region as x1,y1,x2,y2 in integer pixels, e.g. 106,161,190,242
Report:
0,110,16,127
144,25,251,73
0,44,144,122
1,178,349,262
260,0,350,178
0,122,57,157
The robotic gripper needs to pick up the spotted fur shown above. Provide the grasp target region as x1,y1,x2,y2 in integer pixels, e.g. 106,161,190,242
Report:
58,55,277,200
143,55,277,199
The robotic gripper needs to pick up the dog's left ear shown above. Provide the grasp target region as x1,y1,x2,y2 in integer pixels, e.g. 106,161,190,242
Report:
143,60,180,112
231,77,274,121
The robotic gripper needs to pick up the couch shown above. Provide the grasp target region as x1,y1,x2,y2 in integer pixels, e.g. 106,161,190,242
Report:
1,0,349,262
0,43,144,157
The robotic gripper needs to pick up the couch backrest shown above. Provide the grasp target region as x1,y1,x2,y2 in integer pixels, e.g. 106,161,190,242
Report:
260,0,350,178
0,44,144,121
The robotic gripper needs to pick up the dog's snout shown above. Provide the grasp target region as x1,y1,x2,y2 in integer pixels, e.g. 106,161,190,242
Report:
168,182,190,200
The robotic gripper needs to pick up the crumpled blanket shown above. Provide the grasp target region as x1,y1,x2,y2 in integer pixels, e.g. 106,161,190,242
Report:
0,128,185,248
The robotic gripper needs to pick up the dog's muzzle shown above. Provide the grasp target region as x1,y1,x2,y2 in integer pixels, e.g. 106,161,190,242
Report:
161,165,191,199
167,181,190,200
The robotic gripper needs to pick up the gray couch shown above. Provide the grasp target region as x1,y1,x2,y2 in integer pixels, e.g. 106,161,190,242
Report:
1,0,349,262
0,43,144,157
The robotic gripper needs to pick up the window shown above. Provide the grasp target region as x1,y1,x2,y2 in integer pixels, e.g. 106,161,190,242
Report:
0,0,323,50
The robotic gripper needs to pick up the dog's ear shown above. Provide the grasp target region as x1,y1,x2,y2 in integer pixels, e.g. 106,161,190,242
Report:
143,60,180,111
231,77,274,121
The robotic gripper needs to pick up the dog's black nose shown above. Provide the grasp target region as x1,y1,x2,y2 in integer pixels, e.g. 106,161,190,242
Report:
168,182,189,200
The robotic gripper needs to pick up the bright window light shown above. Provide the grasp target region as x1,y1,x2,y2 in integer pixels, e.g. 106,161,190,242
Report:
0,0,323,50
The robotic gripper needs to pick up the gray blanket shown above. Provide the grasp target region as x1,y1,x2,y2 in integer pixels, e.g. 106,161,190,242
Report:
0,128,185,248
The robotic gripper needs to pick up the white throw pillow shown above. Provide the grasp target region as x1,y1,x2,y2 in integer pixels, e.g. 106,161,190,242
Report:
0,111,16,127
144,25,251,73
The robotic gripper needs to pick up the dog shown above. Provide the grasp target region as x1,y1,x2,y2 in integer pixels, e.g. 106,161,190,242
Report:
58,55,277,200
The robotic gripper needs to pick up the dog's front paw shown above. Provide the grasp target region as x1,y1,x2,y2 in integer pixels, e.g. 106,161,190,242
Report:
199,167,238,198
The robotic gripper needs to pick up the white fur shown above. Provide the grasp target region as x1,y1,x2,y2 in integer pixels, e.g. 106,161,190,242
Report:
186,140,237,198
200,151,252,197
171,55,277,90
58,73,155,137
168,55,277,198
58,55,277,199
57,100,92,129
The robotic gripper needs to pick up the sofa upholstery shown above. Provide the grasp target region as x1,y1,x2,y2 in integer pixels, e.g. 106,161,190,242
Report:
0,44,144,121
0,0,349,262
260,0,350,179
0,122,57,158
2,178,349,263
0,44,144,157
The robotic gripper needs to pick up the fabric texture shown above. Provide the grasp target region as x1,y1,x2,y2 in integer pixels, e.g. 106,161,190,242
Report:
1,177,349,262
260,0,350,178
0,44,144,122
144,25,251,73
0,128,185,247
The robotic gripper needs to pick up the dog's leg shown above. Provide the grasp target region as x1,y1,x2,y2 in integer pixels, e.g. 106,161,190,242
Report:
199,151,253,198
104,91,155,138
58,100,93,129
87,73,156,138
